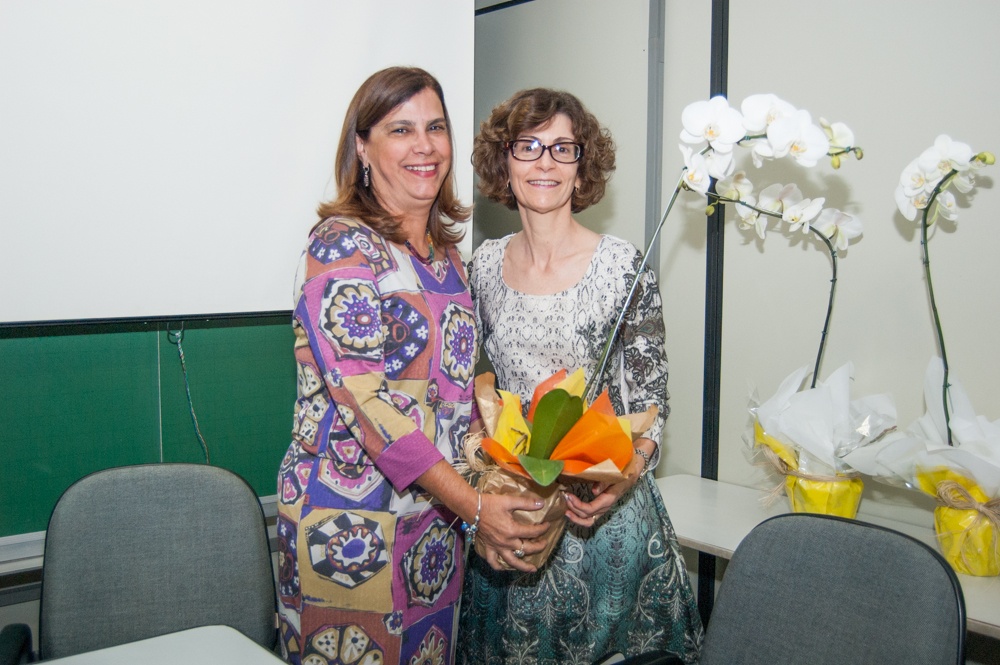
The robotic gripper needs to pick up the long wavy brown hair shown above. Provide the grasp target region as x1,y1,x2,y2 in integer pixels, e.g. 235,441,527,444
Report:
315,67,470,247
472,88,615,214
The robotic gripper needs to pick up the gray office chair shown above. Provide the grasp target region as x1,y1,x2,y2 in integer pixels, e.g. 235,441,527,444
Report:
0,463,276,661
599,512,966,665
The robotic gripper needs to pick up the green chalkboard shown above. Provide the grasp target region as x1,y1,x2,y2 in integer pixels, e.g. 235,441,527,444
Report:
0,318,296,538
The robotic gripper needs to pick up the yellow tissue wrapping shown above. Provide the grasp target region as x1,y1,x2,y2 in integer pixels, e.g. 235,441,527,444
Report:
933,506,1000,576
783,475,864,519
755,420,863,519
754,420,798,469
493,389,530,456
917,468,1000,577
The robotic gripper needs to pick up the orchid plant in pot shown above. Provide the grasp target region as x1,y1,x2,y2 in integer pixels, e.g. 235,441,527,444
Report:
844,136,999,576
655,94,898,518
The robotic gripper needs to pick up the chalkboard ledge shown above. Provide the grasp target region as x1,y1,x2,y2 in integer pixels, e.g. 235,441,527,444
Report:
0,495,280,603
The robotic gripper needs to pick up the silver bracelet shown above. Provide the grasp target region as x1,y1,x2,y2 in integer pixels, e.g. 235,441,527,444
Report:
634,448,652,477
461,491,482,547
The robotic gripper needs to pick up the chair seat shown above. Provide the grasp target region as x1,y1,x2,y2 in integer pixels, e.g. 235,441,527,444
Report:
23,463,276,661
699,513,965,665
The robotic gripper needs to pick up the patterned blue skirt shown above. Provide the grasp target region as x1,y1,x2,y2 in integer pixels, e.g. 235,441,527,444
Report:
457,474,703,664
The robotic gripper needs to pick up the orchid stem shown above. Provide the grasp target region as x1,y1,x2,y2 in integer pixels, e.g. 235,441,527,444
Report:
584,171,686,403
807,229,838,389
920,170,956,445
705,193,838,387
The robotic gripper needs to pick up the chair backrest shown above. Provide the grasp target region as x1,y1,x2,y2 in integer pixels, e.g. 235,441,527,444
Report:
38,464,276,660
700,513,965,665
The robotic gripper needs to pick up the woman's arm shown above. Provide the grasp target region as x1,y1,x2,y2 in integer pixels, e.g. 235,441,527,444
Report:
565,253,669,525
417,459,551,572
298,228,547,569
617,256,669,465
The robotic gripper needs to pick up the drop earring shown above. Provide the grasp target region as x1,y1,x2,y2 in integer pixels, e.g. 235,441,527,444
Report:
363,165,370,188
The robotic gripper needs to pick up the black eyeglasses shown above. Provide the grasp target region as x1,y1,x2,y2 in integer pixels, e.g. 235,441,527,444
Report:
504,139,584,164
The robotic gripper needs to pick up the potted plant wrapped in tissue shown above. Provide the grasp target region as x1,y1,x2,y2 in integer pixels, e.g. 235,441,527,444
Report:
857,136,1000,575
669,94,895,517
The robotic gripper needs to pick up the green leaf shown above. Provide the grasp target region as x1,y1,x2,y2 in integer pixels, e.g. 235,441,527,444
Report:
517,455,565,487
528,388,583,460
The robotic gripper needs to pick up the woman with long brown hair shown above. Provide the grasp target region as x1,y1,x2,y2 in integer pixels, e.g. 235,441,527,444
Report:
276,67,548,665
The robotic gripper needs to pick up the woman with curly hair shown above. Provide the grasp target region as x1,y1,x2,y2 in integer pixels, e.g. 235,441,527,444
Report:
457,88,703,664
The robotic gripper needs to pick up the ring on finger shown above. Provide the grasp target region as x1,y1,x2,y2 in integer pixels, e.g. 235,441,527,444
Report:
513,548,525,559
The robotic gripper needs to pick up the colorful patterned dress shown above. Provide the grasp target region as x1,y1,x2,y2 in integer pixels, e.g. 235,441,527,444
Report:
457,234,703,665
277,217,478,665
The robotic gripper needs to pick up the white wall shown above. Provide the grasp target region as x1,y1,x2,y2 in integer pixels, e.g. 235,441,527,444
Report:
473,0,652,250
657,1,714,475
0,0,474,323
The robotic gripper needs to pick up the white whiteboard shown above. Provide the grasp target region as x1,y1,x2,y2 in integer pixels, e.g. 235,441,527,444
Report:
0,0,474,324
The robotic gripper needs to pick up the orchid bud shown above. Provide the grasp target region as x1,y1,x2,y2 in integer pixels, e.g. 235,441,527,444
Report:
830,155,841,169
977,151,996,165
853,147,864,160
705,205,716,216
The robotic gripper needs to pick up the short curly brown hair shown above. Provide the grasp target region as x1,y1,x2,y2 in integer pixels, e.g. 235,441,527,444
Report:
472,88,615,214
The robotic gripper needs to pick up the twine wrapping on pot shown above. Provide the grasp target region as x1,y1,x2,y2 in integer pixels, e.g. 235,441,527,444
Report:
757,443,861,506
936,480,1000,528
934,480,1000,571
457,429,568,570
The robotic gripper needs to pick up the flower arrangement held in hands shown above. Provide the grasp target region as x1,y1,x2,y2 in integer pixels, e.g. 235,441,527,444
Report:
478,368,655,487
469,368,657,568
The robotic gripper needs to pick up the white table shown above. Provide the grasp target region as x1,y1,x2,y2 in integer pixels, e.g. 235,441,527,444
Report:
44,625,283,664
658,473,1000,640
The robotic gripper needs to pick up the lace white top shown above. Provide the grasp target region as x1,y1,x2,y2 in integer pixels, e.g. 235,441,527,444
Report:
469,233,668,459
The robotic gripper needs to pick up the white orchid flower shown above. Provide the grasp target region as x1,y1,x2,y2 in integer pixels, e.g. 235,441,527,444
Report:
935,190,959,221
911,190,931,213
813,208,862,251
741,94,797,134
819,117,855,151
953,152,986,193
736,195,768,239
894,185,919,221
679,145,712,195
705,149,735,180
918,134,973,181
716,171,754,200
757,183,802,216
896,187,932,221
749,140,773,167
741,95,795,166
783,197,825,233
899,158,933,198
766,110,830,167
680,96,746,153
953,171,976,194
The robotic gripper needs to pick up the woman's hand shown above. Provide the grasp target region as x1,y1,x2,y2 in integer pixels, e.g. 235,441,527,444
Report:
563,438,654,528
475,492,552,573
414,459,555,573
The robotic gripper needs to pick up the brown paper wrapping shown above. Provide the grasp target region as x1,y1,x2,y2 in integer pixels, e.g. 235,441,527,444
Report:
473,469,567,570
466,371,661,569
